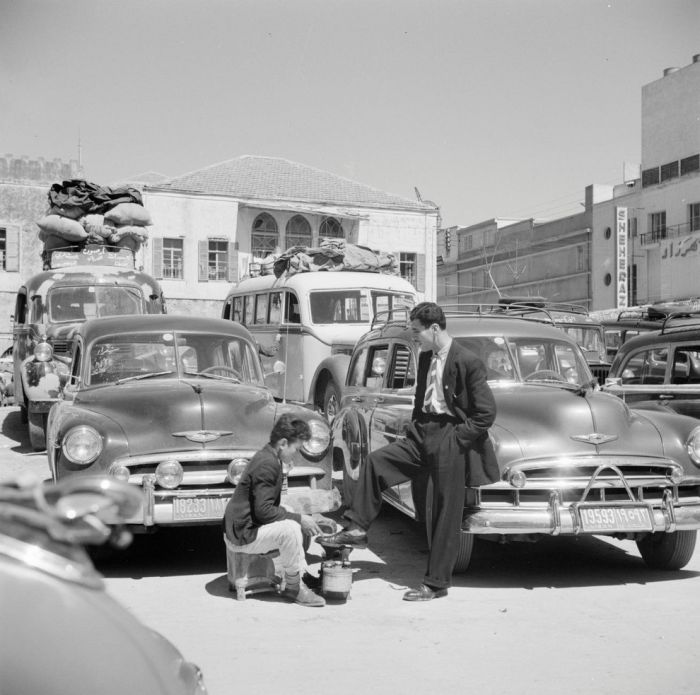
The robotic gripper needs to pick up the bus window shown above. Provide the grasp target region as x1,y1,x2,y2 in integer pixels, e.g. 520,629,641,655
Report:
244,295,254,325
285,292,301,324
269,292,282,324
310,290,366,324
255,293,269,324
222,297,232,320
232,296,243,323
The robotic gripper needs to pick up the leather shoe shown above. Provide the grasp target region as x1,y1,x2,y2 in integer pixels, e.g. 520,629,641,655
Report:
282,581,325,607
402,584,448,601
302,571,322,591
317,529,368,549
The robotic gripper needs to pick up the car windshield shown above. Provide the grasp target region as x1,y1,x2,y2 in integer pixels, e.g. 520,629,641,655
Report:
455,336,590,386
309,290,414,324
88,331,263,386
48,286,144,323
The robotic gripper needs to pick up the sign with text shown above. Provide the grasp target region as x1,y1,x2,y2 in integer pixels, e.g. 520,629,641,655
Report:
50,245,134,269
615,207,628,308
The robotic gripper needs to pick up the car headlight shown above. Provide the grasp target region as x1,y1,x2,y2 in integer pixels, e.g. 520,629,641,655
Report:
155,459,183,489
227,458,249,485
686,426,700,466
34,341,53,362
62,425,102,465
302,418,331,458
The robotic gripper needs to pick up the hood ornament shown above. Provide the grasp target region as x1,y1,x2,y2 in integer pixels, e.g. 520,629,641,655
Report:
570,432,618,445
172,430,233,443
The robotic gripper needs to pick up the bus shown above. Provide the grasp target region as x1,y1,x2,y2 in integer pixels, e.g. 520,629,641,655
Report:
222,270,417,418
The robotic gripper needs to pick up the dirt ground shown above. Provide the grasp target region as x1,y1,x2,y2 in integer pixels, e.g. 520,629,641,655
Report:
2,404,699,695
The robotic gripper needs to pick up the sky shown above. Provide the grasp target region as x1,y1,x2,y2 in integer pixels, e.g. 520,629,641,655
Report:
2,0,699,228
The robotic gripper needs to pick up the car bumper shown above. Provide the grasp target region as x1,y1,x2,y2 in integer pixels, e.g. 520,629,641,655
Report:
463,492,700,536
123,477,342,527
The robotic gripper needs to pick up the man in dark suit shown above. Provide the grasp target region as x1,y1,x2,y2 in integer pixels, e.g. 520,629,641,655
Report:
322,302,497,601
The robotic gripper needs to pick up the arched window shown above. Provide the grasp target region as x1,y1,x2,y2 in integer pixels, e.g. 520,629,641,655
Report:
319,216,344,239
285,215,312,248
251,213,279,259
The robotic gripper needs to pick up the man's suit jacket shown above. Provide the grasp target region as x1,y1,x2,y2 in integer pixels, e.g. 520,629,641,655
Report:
412,340,499,486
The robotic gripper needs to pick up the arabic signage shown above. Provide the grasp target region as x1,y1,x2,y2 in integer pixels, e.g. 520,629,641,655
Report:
51,245,134,269
615,207,628,309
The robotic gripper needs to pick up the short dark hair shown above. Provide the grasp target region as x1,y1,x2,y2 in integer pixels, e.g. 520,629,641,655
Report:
270,413,311,445
409,302,446,330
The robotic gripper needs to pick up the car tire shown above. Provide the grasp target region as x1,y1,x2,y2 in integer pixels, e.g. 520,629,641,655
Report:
424,478,474,573
323,381,340,422
636,530,697,570
28,411,47,452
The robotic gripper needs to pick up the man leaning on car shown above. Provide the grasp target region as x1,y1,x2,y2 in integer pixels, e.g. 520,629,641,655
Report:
322,302,498,601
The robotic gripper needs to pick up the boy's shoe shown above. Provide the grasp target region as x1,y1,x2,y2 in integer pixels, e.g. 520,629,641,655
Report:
317,529,368,549
283,581,326,607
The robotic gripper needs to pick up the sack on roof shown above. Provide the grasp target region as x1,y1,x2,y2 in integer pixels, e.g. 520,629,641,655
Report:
37,215,88,241
104,202,153,227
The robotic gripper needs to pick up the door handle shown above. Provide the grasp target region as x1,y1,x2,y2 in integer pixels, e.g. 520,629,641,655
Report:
350,396,363,402
658,394,675,400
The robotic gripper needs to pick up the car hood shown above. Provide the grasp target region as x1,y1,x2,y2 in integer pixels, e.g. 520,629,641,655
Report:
491,384,667,462
74,378,276,454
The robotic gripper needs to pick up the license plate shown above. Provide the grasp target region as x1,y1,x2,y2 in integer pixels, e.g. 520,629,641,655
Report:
172,496,227,521
577,505,653,532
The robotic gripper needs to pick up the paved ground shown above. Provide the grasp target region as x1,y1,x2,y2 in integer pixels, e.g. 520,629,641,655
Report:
2,404,699,695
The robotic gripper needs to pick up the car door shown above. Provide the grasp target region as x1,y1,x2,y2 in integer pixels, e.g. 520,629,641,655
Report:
368,340,417,514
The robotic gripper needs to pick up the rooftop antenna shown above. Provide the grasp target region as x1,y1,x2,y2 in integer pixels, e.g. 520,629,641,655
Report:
77,127,83,171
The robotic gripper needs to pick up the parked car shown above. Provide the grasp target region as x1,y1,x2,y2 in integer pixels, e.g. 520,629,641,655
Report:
332,309,700,572
603,313,700,421
601,304,700,360
47,314,340,530
0,475,206,694
13,245,166,450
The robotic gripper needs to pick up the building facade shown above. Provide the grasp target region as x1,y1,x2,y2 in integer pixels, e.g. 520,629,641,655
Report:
0,155,85,354
142,156,438,315
438,54,700,312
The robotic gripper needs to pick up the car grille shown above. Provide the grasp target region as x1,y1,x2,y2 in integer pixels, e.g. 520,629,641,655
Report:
477,456,700,507
590,364,610,384
112,450,328,489
50,340,71,356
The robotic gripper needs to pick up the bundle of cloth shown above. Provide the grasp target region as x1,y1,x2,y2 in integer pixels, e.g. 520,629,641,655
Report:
36,178,153,258
272,238,399,278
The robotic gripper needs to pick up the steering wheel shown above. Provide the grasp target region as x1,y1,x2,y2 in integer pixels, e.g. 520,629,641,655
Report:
524,369,566,382
198,365,241,379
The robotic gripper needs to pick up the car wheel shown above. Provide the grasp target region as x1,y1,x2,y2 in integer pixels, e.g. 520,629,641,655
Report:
323,381,340,422
424,477,474,573
28,412,47,451
636,530,697,570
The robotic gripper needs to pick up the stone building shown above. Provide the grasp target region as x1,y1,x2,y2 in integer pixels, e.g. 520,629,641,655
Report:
0,155,83,353
142,155,438,316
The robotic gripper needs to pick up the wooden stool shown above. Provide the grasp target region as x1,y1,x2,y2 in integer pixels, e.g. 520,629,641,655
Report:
224,536,282,601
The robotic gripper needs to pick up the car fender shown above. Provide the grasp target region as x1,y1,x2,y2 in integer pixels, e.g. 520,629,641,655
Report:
309,354,351,408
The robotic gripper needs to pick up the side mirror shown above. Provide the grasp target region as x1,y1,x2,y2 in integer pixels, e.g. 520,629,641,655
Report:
272,360,286,375
604,377,621,387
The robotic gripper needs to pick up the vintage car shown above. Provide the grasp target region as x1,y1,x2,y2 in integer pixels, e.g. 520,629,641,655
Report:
13,245,166,450
603,314,700,421
47,314,340,529
0,475,206,694
332,309,700,572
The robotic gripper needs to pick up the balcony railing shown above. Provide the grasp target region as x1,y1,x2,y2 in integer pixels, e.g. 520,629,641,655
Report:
639,221,700,246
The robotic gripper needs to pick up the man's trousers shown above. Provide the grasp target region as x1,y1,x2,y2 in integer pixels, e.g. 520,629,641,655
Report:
344,414,466,590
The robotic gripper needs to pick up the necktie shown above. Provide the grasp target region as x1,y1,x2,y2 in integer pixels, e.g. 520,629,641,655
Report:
423,353,438,413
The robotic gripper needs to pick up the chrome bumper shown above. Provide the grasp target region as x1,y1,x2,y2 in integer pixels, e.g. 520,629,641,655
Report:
463,491,700,536
125,476,341,527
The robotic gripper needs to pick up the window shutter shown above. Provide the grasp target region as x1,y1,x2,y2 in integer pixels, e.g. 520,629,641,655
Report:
416,253,426,293
227,244,238,283
198,240,208,282
5,225,19,271
151,237,163,279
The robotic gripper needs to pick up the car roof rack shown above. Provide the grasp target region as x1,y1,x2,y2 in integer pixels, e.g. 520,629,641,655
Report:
370,307,412,330
659,308,700,334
